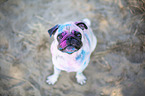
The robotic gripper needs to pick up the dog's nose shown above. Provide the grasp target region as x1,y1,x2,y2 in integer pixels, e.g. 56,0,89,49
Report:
67,36,73,41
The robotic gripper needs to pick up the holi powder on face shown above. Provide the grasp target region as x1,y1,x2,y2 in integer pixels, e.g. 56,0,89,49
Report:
66,51,73,54
58,24,71,33
60,40,67,49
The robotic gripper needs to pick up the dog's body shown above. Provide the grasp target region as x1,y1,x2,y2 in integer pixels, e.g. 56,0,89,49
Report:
46,19,97,85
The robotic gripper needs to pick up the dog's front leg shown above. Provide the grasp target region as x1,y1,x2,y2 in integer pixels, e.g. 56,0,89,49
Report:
46,66,61,85
76,71,87,85
76,59,90,85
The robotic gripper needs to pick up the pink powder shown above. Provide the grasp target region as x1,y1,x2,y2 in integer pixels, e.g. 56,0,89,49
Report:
60,40,67,49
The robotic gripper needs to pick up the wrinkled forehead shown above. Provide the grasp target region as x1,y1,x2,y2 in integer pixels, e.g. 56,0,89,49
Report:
57,23,82,34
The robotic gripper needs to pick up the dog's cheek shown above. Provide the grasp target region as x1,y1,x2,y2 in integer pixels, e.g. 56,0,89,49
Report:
54,33,58,40
59,40,67,49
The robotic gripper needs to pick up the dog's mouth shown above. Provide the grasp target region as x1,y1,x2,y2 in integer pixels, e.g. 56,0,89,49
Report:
58,36,83,54
60,45,78,54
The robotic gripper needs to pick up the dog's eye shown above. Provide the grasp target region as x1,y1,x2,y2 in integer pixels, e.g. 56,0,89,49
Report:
57,32,67,41
76,33,81,37
61,32,67,36
74,31,81,38
57,34,63,41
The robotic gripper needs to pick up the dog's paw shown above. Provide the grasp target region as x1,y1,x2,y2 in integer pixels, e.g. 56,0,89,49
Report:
76,73,87,85
46,75,58,85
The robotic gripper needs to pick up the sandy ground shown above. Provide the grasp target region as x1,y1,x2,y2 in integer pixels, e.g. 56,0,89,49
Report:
0,0,145,96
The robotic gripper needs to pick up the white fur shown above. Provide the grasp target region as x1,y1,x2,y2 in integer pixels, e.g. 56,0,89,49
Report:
46,19,97,85
83,18,91,26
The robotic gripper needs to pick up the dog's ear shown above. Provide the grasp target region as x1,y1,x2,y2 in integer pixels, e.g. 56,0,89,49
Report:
75,22,88,30
48,24,60,37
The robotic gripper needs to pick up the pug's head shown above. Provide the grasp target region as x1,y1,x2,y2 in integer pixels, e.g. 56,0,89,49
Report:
48,21,88,54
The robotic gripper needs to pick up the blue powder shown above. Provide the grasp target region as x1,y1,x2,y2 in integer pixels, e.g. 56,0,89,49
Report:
58,24,71,33
76,50,86,62
84,33,91,46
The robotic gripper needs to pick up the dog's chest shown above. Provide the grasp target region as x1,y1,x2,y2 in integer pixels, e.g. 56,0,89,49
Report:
53,50,89,72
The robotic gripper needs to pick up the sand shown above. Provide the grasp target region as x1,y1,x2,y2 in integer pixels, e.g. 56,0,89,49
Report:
0,0,145,96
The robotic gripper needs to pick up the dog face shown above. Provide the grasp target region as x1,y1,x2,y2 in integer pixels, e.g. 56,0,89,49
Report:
48,22,88,54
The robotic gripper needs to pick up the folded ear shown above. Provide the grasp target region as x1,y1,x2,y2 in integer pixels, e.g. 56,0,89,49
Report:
48,24,60,37
75,22,88,30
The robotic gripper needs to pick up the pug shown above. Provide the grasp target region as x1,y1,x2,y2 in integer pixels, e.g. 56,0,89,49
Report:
46,19,97,85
